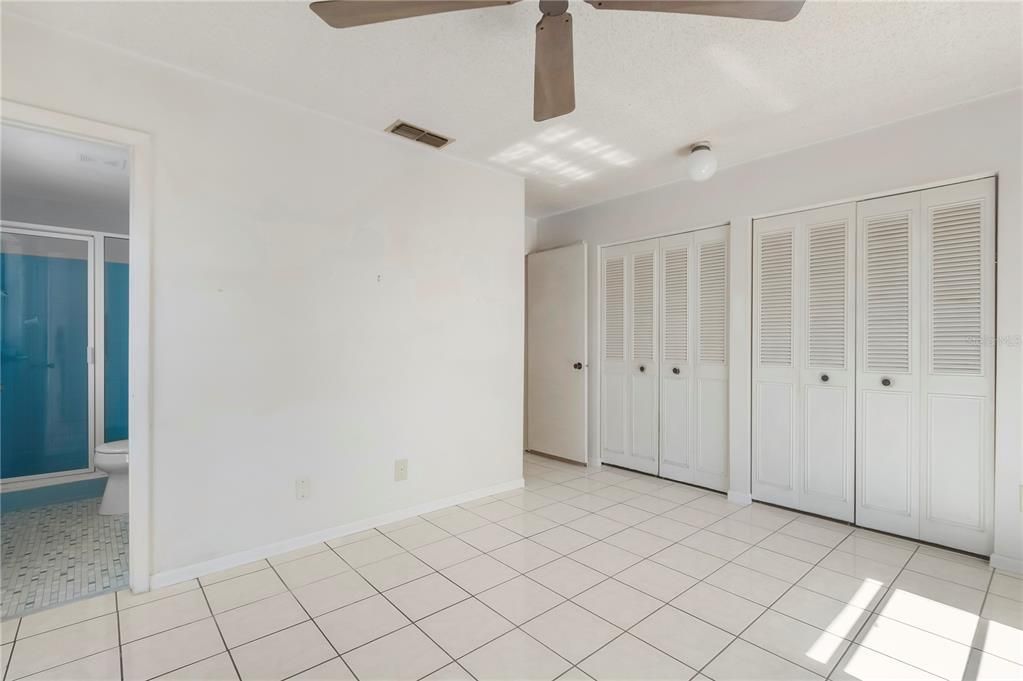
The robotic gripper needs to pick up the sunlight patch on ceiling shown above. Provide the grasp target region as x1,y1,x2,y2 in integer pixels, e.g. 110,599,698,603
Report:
489,124,636,187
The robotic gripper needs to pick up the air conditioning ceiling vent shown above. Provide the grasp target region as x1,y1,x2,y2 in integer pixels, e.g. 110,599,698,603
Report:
386,120,453,149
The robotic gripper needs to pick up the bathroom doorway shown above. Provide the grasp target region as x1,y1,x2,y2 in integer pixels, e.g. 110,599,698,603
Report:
0,107,152,620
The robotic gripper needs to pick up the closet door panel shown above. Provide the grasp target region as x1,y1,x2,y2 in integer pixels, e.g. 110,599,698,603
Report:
600,247,630,467
693,227,729,490
752,216,799,507
919,178,994,553
860,390,915,518
855,192,920,538
628,244,659,473
799,205,855,521
659,234,694,478
803,385,848,501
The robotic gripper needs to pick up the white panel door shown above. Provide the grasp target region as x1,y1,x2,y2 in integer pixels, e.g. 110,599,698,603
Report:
692,227,729,490
918,178,994,554
627,240,660,474
526,242,588,463
601,245,629,468
658,232,695,483
753,214,799,508
799,205,855,521
855,191,921,539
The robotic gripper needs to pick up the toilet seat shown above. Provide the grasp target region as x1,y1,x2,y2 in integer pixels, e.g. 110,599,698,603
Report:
96,440,129,456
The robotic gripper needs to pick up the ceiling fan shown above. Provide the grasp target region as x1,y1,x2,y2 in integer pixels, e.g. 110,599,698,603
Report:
309,0,805,122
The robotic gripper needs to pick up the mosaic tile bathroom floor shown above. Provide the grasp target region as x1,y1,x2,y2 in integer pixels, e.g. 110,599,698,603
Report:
1,498,128,620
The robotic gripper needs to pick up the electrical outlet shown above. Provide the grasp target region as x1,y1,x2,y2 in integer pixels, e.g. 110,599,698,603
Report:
295,478,310,500
394,459,408,482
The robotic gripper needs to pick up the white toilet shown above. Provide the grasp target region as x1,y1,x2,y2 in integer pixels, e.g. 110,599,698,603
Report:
95,440,129,515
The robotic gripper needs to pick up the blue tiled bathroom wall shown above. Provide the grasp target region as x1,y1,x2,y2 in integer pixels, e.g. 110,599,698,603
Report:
1,253,90,478
1,253,128,507
104,261,129,442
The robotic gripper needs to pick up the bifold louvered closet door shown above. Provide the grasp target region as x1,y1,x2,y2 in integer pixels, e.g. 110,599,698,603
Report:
857,178,995,554
753,204,856,521
753,178,994,554
601,226,729,489
601,239,660,475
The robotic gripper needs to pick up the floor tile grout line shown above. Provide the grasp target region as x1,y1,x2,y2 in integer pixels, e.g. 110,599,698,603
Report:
192,577,244,681
3,641,122,681
114,592,125,681
683,513,846,680
331,548,474,681
261,560,362,681
574,515,810,675
0,618,21,681
11,458,1011,681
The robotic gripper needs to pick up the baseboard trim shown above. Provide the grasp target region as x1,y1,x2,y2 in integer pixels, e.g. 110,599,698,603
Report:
990,553,1023,575
149,477,525,590
727,490,753,506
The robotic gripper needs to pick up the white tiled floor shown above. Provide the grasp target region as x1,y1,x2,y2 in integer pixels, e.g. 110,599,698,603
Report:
2,452,1021,681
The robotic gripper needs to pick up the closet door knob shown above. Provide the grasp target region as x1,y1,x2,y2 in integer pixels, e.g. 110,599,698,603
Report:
639,365,646,373
573,362,583,370
672,367,680,375
820,374,829,383
881,377,892,387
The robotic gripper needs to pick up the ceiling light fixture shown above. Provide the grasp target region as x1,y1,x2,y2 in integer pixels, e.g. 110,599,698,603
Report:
687,142,717,182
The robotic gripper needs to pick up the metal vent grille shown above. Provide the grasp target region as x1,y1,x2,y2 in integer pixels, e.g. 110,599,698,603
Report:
386,120,453,149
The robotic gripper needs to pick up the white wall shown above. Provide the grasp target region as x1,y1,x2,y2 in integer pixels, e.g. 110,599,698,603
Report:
538,90,1023,570
2,15,525,576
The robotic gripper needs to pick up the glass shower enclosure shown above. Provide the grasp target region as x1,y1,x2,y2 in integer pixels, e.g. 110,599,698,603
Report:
1,226,127,481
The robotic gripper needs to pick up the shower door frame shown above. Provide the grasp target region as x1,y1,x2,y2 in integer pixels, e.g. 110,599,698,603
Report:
2,100,154,594
1,224,98,481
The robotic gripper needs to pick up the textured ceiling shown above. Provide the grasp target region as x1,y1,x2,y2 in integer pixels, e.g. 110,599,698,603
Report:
4,1,1021,217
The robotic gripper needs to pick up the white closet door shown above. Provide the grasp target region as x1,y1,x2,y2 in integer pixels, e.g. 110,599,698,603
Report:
799,205,855,521
692,227,729,490
753,205,853,519
918,178,994,554
753,214,800,508
601,245,630,468
627,240,660,474
658,232,695,483
855,191,921,539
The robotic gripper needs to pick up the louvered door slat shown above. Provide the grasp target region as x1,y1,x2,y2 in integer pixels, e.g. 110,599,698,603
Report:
632,252,655,362
758,231,793,367
603,256,625,361
864,214,911,373
807,222,848,368
662,246,688,363
699,240,727,364
930,201,982,374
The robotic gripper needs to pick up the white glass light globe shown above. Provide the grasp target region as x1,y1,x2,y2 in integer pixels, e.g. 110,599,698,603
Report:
687,144,717,182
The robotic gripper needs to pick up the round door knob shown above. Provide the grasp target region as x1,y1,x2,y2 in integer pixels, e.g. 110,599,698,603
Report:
881,377,892,387
672,367,680,375
821,374,829,383
639,365,646,373
573,362,583,370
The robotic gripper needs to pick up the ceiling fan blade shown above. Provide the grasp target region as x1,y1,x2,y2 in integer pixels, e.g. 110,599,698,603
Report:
583,0,804,22
310,0,518,28
534,12,575,122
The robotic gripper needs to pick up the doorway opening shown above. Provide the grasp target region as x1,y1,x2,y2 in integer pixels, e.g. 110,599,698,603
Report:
1,120,140,619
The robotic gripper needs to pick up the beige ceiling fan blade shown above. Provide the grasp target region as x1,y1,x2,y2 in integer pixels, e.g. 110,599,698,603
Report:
310,0,519,28
534,11,575,122
583,0,805,22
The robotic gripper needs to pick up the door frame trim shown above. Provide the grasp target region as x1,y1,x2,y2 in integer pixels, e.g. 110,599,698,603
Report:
3,99,155,594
